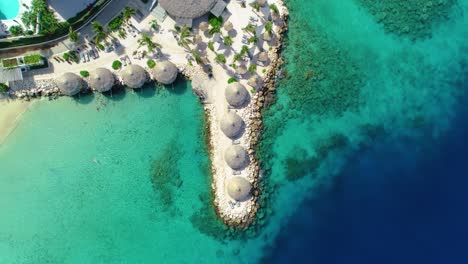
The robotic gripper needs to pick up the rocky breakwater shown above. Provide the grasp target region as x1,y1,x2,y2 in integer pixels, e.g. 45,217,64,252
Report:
184,2,290,230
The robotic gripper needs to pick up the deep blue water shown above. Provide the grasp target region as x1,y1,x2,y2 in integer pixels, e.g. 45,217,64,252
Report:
266,102,468,263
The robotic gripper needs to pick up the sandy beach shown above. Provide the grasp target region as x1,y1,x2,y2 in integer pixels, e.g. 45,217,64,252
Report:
0,99,32,145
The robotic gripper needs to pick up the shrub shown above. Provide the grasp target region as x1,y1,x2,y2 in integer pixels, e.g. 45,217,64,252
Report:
248,64,257,74
227,78,237,84
97,43,105,51
208,15,223,35
108,15,123,31
223,36,233,46
2,58,19,68
147,59,156,69
80,70,89,77
112,60,122,70
24,54,42,65
215,53,226,64
9,25,23,36
0,83,9,93
63,53,70,60
25,30,34,35
207,41,214,51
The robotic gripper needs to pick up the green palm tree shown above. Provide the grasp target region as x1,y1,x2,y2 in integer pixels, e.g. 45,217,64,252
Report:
68,26,79,43
265,21,273,34
177,26,193,49
251,1,261,12
243,24,256,35
191,50,204,65
122,7,136,24
150,19,159,31
223,36,233,46
91,21,107,44
138,33,161,53
215,53,226,64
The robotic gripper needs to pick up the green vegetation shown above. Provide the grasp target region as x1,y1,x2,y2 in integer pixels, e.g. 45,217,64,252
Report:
176,26,192,49
207,41,214,51
208,15,223,35
215,53,226,64
248,36,259,44
244,24,256,35
241,45,250,55
112,60,122,70
23,54,42,65
251,1,261,12
269,3,280,15
91,21,108,44
108,15,123,31
150,19,159,31
122,7,135,24
227,77,237,84
1,58,19,68
223,36,233,46
138,33,161,53
265,21,273,33
63,51,78,63
191,50,203,65
9,26,23,36
0,0,112,49
0,83,9,93
80,70,90,77
233,53,243,62
21,0,60,35
68,26,79,42
248,64,257,74
147,59,156,69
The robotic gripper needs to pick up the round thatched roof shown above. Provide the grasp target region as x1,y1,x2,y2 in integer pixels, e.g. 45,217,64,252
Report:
224,145,249,170
258,51,269,62
226,177,252,201
56,72,83,96
121,64,147,89
152,60,178,85
236,65,248,75
258,0,267,6
248,76,258,87
159,0,217,19
220,112,245,139
225,82,249,107
89,68,114,92
223,21,233,32
199,21,209,31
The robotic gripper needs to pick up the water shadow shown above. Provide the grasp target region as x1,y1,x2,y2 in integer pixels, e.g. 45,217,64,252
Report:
166,77,188,95
73,91,95,104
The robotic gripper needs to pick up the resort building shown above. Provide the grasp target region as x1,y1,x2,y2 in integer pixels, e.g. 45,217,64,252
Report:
157,0,227,27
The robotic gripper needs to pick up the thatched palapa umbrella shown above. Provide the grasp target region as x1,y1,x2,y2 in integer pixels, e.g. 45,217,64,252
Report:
151,60,178,85
89,68,114,93
199,21,209,31
258,0,268,6
248,76,258,87
258,51,269,62
121,64,147,89
56,72,83,96
236,65,248,75
263,31,272,41
223,21,233,32
225,176,252,201
224,145,249,170
225,82,250,107
220,112,245,139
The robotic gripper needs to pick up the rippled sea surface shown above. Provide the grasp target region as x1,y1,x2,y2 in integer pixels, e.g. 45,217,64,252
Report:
1,0,468,263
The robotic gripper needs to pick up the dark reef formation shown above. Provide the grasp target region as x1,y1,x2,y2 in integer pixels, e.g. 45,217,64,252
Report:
357,0,457,39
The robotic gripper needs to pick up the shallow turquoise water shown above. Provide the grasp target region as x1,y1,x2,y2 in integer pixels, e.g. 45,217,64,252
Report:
1,0,468,262
0,0,19,20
